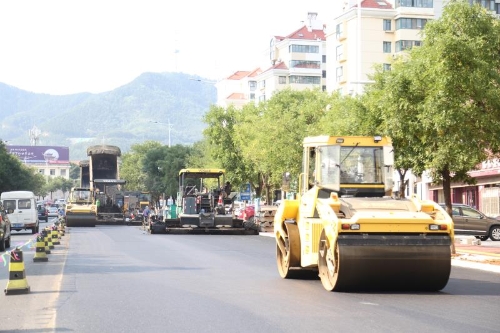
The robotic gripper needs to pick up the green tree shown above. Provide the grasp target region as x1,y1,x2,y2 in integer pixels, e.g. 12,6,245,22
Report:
364,1,500,209
69,162,80,181
186,139,216,169
120,141,162,191
0,141,47,194
203,104,253,191
234,88,330,202
142,144,193,201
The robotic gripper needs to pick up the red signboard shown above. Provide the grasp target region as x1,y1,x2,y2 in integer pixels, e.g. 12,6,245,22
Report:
6,145,70,164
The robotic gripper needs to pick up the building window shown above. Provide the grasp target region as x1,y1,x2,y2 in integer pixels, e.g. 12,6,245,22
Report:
336,66,343,82
322,85,326,91
38,169,44,174
383,63,392,71
396,0,433,8
290,60,321,69
279,76,287,84
396,18,428,30
322,70,326,78
289,76,321,84
383,41,392,53
336,23,343,39
259,80,266,88
383,19,392,31
289,44,319,53
60,169,67,176
50,169,55,176
336,45,344,61
395,40,422,52
248,81,256,91
469,0,496,11
322,55,326,63
250,93,255,100
259,95,266,102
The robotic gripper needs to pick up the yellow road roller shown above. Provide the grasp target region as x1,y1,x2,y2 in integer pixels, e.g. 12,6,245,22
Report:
274,136,453,291
65,187,97,227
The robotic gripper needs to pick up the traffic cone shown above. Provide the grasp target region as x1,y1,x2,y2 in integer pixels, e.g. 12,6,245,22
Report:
44,229,54,250
40,230,51,254
51,229,60,245
4,248,30,295
33,236,49,262
218,194,223,206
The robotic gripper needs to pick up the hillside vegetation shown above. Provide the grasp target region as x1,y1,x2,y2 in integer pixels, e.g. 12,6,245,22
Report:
0,72,216,160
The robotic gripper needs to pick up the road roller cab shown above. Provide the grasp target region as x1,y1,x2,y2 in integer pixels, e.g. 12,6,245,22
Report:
274,136,454,291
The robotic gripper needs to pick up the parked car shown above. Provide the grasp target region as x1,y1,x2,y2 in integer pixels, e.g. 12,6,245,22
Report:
0,203,11,251
47,204,60,217
439,203,500,241
37,205,49,222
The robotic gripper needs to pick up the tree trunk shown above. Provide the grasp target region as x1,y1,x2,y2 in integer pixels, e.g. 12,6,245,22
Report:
397,169,408,199
442,167,452,216
441,167,456,255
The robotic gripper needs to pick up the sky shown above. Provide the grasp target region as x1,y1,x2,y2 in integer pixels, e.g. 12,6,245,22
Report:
0,0,336,95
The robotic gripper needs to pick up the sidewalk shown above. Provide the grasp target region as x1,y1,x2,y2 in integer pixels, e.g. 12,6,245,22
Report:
453,236,500,273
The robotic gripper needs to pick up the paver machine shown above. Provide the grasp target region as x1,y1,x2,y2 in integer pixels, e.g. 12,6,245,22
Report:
157,168,258,234
274,136,454,291
88,145,126,224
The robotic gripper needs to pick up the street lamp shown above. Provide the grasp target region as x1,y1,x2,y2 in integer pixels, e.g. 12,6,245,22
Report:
150,120,173,147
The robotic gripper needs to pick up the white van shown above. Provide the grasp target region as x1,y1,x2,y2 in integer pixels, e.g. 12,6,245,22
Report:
1,191,39,234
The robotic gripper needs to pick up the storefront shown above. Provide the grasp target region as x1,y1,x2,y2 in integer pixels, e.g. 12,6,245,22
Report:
427,160,500,217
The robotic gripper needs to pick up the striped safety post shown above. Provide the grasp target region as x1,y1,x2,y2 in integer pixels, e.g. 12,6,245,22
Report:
4,248,30,295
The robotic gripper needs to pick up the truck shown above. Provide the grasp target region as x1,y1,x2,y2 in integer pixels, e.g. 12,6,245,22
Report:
150,168,258,235
274,136,454,291
88,145,126,224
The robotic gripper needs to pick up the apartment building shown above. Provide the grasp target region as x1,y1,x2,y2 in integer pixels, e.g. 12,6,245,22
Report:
215,69,261,109
326,0,438,95
216,12,326,108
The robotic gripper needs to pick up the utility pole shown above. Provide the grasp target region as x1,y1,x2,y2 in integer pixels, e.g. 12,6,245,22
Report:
150,120,173,147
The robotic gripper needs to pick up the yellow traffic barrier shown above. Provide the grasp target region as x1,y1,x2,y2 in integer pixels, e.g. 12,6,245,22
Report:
33,235,49,262
41,230,51,254
51,229,60,245
4,248,30,295
39,230,49,254
45,227,54,250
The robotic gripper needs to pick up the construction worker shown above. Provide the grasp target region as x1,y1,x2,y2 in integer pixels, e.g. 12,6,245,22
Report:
142,205,150,225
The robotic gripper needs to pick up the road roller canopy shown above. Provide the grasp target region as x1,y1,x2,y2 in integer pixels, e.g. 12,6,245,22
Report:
178,169,226,195
178,169,225,178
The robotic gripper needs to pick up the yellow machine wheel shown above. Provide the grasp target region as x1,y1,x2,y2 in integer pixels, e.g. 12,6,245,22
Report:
318,230,340,291
276,237,293,278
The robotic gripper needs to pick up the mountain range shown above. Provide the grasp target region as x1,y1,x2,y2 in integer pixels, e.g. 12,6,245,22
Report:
0,72,216,160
